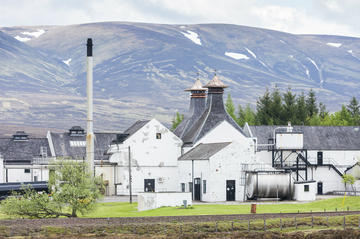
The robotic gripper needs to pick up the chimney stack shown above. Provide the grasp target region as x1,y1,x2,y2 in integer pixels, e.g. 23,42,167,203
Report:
86,38,94,176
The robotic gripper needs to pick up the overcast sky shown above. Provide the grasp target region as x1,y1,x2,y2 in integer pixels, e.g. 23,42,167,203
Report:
1,0,359,37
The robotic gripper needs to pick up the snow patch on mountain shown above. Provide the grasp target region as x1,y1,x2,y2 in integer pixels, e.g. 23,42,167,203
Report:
14,36,31,42
181,30,201,45
307,57,320,71
62,58,72,66
326,42,342,48
245,48,256,58
225,52,249,60
22,29,45,38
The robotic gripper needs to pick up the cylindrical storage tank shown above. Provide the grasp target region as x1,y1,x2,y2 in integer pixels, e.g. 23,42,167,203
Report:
246,171,293,200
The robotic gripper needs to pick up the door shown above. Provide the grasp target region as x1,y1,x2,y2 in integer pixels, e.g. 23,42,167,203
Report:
226,180,236,201
317,152,323,165
144,179,155,192
194,178,201,201
317,182,323,195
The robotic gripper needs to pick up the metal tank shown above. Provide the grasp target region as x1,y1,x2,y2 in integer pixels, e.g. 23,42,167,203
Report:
245,171,293,200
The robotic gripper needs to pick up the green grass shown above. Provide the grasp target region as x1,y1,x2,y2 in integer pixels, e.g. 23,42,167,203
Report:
0,196,359,219
83,196,360,218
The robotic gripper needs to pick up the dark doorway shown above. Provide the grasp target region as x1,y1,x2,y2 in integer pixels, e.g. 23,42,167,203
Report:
317,182,323,195
144,179,155,192
226,180,236,201
194,178,201,201
317,152,323,165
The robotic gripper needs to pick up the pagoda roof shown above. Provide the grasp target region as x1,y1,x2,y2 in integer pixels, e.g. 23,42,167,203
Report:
204,75,228,88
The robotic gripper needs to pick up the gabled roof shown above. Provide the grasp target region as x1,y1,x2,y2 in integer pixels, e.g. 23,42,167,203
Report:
178,142,231,160
0,137,50,164
50,132,117,160
249,125,360,150
124,120,150,136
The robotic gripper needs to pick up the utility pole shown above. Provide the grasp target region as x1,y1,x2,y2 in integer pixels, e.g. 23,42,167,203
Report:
128,146,132,204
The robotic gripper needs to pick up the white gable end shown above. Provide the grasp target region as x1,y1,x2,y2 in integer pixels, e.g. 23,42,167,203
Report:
195,120,252,147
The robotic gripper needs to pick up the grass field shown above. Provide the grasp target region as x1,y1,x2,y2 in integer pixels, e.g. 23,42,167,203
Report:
0,196,359,219
83,196,360,218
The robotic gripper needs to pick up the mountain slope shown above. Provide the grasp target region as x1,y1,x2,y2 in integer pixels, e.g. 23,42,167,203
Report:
1,22,360,131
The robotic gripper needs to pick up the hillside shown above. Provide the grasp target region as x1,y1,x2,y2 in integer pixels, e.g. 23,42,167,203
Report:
1,22,360,131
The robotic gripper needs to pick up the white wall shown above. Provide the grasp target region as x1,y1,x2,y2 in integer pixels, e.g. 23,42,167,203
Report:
109,119,182,195
346,164,360,179
196,121,253,147
138,192,192,211
179,140,256,202
307,150,360,172
95,165,115,196
5,166,49,183
0,156,3,183
309,166,344,193
293,182,316,201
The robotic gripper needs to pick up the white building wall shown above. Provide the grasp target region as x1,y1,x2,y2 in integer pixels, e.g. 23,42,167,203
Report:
309,166,344,193
5,166,49,183
293,182,316,201
0,156,3,183
95,165,115,196
109,119,182,195
196,121,253,147
179,141,256,202
307,150,360,172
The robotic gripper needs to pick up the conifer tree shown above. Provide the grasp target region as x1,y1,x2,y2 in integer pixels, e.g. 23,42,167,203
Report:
282,88,296,124
306,89,318,118
347,96,360,125
270,87,283,125
295,92,307,125
256,88,273,125
225,93,236,121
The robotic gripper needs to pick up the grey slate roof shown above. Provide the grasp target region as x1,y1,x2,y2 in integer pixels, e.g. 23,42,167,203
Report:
178,142,231,160
248,125,360,150
174,97,206,138
124,120,150,136
182,93,245,145
50,132,117,160
0,137,50,164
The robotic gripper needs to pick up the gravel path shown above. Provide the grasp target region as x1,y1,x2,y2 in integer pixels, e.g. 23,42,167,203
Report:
1,211,360,229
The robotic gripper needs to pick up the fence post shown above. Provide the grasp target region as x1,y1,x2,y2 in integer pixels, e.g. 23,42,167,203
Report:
336,208,337,212
180,224,183,234
347,206,349,211
327,216,329,227
343,216,346,230
295,217,297,230
231,221,234,231
215,222,218,232
164,225,167,235
358,217,360,229
264,218,266,231
280,218,282,231
248,219,250,231
311,216,314,228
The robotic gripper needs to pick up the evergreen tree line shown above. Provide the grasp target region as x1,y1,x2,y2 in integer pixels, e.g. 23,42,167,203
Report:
225,88,360,127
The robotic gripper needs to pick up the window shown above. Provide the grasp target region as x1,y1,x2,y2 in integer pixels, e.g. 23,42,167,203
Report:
24,169,30,173
181,183,185,192
156,133,161,139
304,185,309,192
267,138,274,151
317,152,323,165
188,182,193,193
203,180,207,194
